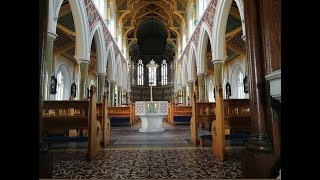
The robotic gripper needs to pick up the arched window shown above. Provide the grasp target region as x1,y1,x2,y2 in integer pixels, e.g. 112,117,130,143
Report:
137,60,144,85
109,1,116,38
56,71,64,100
188,3,195,39
147,60,158,86
161,60,167,86
237,71,245,99
231,65,245,99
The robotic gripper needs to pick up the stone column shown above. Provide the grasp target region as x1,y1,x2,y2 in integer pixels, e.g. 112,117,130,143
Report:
108,80,115,106
39,0,49,137
243,0,273,178
77,59,89,100
117,86,122,106
212,59,226,161
43,32,57,100
188,80,195,105
122,90,127,105
197,73,206,102
182,85,187,105
97,73,106,102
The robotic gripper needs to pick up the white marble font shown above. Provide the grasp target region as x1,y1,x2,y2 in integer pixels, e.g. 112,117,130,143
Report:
135,101,168,132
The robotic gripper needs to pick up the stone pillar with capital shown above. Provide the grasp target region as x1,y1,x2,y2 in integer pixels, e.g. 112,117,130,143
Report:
108,80,115,106
77,59,90,100
187,80,195,105
97,73,106,102
117,86,122,106
212,59,226,161
197,73,206,102
43,32,58,100
182,85,187,105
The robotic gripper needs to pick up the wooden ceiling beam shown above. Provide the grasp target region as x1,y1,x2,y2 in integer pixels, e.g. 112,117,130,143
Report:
61,53,77,63
54,41,75,55
57,23,76,37
58,4,71,17
225,26,242,39
229,5,241,19
226,42,245,56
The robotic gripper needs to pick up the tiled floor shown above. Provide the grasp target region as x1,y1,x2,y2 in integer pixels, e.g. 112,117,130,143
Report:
51,122,245,179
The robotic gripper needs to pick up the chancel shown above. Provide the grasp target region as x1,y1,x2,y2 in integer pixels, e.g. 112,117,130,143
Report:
39,0,281,179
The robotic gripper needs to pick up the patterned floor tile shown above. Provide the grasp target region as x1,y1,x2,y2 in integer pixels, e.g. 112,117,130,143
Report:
51,122,245,179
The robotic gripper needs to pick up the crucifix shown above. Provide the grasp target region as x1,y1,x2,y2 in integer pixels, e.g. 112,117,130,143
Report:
146,59,159,101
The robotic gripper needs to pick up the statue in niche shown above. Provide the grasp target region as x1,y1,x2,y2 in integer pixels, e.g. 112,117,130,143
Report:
50,73,57,95
226,82,231,99
71,81,76,98
243,74,249,93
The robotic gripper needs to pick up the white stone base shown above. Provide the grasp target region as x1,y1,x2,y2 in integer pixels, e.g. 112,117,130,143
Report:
139,115,165,132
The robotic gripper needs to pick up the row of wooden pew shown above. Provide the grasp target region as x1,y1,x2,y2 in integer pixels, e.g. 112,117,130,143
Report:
42,86,139,159
166,96,251,146
42,87,251,159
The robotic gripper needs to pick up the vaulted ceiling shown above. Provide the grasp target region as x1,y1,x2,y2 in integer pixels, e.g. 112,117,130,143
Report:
53,0,244,75
118,0,188,62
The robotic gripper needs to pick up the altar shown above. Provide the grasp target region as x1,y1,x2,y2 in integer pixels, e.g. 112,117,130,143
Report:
135,101,168,132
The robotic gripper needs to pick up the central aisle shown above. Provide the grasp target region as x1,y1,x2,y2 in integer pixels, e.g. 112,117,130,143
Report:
51,122,245,179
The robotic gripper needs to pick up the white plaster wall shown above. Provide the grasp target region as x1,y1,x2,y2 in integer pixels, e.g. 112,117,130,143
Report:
225,55,249,99
49,54,76,100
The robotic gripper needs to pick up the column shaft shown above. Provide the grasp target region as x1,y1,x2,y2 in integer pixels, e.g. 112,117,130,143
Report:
197,73,206,102
97,73,106,102
188,81,194,106
182,86,187,105
109,81,115,106
117,86,122,106
43,32,57,100
77,60,89,100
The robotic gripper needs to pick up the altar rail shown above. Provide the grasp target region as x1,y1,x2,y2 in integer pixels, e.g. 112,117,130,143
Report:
167,103,192,125
42,86,103,159
190,97,251,145
107,103,139,126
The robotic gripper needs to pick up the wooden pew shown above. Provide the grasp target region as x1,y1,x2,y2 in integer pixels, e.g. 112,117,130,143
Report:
42,85,101,159
96,92,110,147
108,103,138,126
190,99,216,145
223,99,251,131
167,102,192,125
190,93,251,146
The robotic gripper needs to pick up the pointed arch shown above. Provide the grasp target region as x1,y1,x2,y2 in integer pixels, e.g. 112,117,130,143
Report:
181,55,188,86
188,42,197,81
90,22,106,74
211,0,234,61
106,42,116,81
114,55,121,84
49,0,90,60
55,64,71,100
197,23,213,73
47,0,63,34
